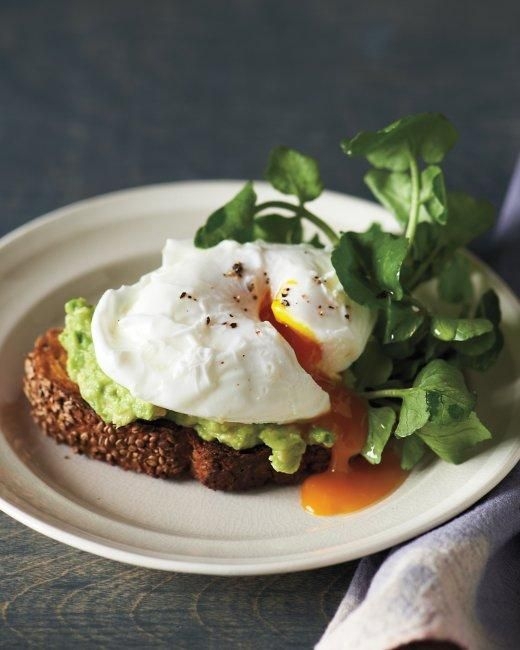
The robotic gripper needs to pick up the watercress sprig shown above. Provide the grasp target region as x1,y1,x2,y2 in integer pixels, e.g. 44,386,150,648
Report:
195,146,339,249
193,112,503,470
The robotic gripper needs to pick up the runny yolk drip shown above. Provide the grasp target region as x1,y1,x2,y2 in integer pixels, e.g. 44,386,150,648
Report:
260,298,408,516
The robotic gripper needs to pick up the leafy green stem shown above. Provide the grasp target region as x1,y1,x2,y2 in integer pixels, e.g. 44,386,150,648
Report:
254,200,339,245
359,388,406,400
405,155,421,244
298,206,340,245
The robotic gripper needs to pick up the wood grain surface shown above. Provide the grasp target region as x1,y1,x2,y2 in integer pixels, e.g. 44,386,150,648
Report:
0,513,355,648
1,1,519,648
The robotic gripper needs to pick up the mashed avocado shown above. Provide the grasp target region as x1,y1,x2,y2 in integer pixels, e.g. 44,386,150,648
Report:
171,414,333,474
59,298,334,473
59,299,165,427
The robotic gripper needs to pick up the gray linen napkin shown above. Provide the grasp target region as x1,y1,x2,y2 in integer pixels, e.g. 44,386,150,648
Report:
317,160,520,650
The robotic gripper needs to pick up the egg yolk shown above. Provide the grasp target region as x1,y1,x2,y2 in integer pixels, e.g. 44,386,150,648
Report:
261,297,408,516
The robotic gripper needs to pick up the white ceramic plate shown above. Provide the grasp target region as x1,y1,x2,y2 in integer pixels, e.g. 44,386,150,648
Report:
0,181,519,576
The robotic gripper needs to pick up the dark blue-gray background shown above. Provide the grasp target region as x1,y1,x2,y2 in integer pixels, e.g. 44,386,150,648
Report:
1,1,518,648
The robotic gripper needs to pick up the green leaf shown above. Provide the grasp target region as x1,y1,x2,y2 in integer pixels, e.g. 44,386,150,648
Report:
194,182,257,248
253,214,303,244
362,406,396,464
410,222,440,264
454,289,503,371
365,166,447,229
351,338,393,390
306,233,325,249
265,146,323,203
400,221,442,288
331,224,408,308
371,359,475,437
342,113,458,171
456,330,504,371
400,436,428,470
421,334,449,363
382,339,418,360
364,170,411,225
437,252,473,305
395,389,429,437
415,359,475,424
476,289,501,325
417,412,492,463
420,166,447,225
442,192,495,249
431,317,493,342
452,331,496,356
381,300,424,344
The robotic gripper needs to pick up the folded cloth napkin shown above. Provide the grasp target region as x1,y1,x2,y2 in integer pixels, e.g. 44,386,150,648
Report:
317,159,520,650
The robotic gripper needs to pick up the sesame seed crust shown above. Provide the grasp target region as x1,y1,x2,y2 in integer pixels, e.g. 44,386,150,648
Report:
22,329,330,492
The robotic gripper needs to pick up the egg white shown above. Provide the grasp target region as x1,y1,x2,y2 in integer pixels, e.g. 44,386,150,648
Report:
91,239,374,424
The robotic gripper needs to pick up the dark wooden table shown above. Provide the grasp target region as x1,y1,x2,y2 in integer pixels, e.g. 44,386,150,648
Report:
1,2,519,647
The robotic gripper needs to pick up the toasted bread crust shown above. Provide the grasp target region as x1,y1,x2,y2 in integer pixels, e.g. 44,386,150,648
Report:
23,329,330,491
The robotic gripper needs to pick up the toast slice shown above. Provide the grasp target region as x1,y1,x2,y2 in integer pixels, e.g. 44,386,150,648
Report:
23,329,331,491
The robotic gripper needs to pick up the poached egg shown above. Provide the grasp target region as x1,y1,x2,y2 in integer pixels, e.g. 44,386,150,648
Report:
91,239,374,423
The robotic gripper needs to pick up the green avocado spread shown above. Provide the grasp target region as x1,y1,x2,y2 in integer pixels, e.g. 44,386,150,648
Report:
59,298,165,427
59,298,334,474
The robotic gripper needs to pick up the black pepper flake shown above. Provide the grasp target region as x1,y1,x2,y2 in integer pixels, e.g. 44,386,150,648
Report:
281,299,290,307
223,262,244,278
328,305,335,310
345,313,350,320
180,291,187,299
206,316,211,325
252,294,258,301
230,323,238,329
247,282,255,292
